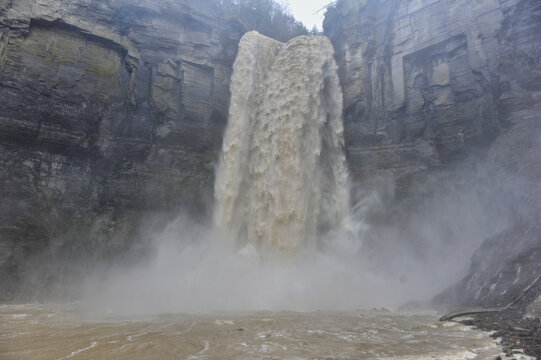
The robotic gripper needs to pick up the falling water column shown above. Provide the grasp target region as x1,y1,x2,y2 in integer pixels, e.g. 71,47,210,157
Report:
215,31,349,256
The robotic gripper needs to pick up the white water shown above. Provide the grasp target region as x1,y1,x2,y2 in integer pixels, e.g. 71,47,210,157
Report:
82,32,395,315
80,32,511,315
214,31,350,256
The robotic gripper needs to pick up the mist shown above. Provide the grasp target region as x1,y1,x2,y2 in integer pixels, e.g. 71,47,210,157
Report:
78,152,524,316
35,28,534,318
352,162,525,300
83,216,392,314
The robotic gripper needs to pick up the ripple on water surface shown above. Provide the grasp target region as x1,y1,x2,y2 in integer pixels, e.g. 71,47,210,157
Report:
0,304,504,360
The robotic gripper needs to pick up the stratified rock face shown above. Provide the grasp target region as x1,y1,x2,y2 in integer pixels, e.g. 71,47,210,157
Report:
0,0,244,299
435,105,541,309
325,0,541,309
325,0,541,182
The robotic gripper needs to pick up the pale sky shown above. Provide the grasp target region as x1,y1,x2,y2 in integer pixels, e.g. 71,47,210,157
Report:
286,0,332,31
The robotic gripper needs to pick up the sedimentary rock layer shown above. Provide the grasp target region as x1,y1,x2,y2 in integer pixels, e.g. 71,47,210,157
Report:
325,0,541,309
0,0,244,299
325,0,541,182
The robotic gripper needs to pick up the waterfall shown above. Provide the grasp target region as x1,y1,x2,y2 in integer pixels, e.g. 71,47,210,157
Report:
214,31,349,256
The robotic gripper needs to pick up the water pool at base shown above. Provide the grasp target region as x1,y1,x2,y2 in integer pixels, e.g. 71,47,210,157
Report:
0,304,503,360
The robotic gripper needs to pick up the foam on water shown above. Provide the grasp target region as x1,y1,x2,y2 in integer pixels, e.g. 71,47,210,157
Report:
0,304,506,360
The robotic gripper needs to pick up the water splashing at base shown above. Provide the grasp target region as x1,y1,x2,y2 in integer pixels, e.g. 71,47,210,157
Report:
78,32,463,315
77,31,510,316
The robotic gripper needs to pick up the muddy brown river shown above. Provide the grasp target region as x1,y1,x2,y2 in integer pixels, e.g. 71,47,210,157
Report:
0,304,505,359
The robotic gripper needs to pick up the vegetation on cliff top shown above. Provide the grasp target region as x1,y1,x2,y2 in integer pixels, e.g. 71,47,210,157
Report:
219,0,314,42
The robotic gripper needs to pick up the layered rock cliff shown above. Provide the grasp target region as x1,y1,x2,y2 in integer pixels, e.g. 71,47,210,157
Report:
325,0,540,181
0,0,245,299
324,0,541,310
0,0,539,310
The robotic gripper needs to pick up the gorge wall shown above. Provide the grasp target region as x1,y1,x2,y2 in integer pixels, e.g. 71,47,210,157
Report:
0,0,539,309
0,0,245,299
324,0,541,309
324,0,540,183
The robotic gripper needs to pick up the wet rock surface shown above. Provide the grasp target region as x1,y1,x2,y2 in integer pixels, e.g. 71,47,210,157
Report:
0,0,244,299
434,106,541,311
325,0,541,314
324,0,540,183
0,0,540,312
460,311,541,359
